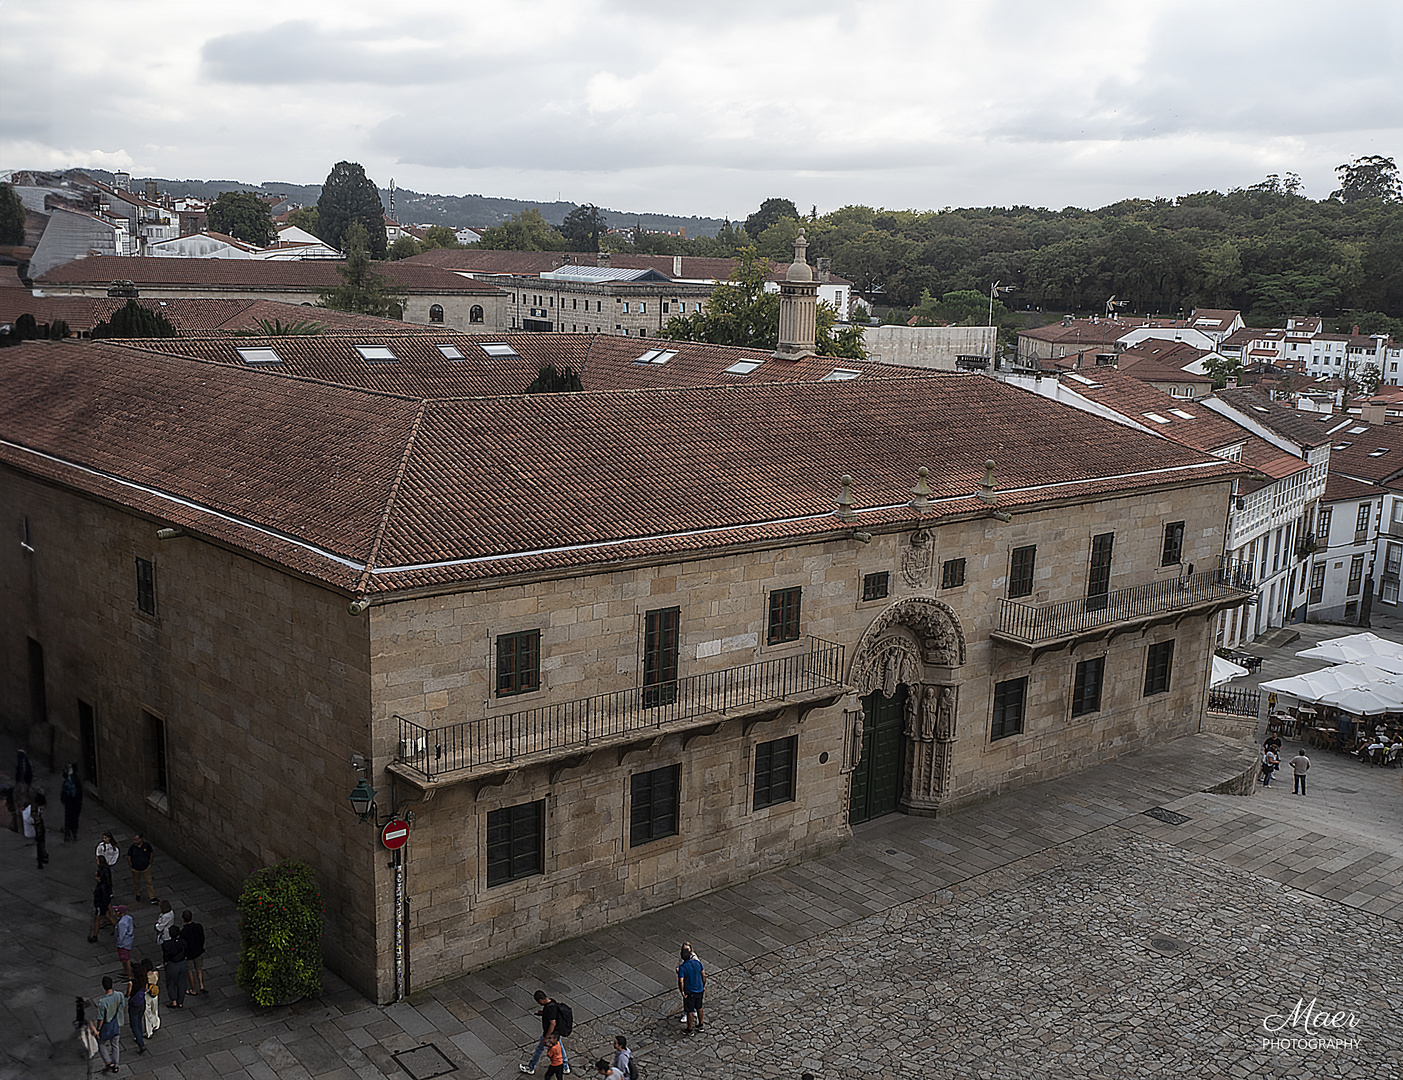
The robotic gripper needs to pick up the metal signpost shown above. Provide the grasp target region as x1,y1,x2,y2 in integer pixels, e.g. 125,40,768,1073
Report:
382,818,410,1000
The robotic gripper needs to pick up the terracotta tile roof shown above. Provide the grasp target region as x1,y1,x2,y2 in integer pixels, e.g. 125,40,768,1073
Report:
1221,327,1281,348
1325,422,1403,484
0,340,1240,594
1057,367,1246,454
0,288,414,334
1021,317,1189,349
1323,473,1382,502
116,332,921,397
34,255,504,295
1212,387,1332,449
1116,341,1213,384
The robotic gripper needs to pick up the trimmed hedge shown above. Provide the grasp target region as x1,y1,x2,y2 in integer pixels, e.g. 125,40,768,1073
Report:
235,860,324,1007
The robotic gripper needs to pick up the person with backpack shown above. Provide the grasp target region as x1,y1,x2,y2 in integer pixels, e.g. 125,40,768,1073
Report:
612,1035,637,1080
520,989,573,1074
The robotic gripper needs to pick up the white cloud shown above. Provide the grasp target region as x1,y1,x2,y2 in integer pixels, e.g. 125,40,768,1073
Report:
1,0,1399,218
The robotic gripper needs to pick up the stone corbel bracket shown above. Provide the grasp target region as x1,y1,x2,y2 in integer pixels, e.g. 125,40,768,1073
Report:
549,752,594,784
471,767,519,802
615,737,664,767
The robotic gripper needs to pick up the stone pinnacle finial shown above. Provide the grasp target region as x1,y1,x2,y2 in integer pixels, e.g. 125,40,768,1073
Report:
978,459,998,504
910,466,932,513
835,474,856,522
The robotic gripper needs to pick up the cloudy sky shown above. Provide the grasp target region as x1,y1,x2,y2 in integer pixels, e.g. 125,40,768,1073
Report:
2,0,1400,220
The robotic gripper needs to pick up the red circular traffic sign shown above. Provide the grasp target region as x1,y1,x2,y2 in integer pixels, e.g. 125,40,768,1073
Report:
381,819,410,850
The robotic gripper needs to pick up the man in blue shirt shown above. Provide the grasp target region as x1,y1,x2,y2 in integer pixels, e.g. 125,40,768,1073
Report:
676,943,705,1033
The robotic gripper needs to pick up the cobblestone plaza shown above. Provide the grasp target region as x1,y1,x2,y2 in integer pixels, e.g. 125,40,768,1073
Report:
4,630,1399,1080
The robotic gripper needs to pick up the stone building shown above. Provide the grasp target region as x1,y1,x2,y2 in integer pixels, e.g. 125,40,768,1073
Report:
33,255,507,332
1,251,1253,1002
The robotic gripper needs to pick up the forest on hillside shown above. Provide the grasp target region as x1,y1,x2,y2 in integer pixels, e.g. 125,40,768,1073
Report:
592,169,1403,331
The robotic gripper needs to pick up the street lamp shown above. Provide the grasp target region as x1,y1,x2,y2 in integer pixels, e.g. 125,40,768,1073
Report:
348,755,377,823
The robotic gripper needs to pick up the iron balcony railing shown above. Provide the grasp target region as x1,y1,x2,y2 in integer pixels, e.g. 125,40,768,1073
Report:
396,636,846,781
996,558,1256,647
1207,687,1260,718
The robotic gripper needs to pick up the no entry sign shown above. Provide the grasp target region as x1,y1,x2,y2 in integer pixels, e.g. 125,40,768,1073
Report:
381,818,410,850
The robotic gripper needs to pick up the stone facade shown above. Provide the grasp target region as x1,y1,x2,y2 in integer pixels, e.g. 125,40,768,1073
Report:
496,276,714,337
3,444,1243,1002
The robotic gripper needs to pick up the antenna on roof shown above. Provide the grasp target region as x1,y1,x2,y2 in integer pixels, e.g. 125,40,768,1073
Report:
389,179,396,224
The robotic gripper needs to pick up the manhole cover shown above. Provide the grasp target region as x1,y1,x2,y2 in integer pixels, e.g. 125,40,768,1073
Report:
393,1044,457,1080
1148,935,1186,955
1143,807,1191,825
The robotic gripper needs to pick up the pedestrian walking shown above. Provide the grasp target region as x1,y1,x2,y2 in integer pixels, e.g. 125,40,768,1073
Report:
180,909,207,994
155,899,175,945
144,961,162,1038
21,796,35,842
1260,747,1279,786
161,925,188,1008
1290,749,1311,795
593,1060,624,1079
126,960,149,1056
520,989,573,1074
612,1035,635,1080
543,1034,567,1080
677,943,705,1033
114,905,135,980
94,974,125,1073
60,764,83,841
13,748,33,813
90,863,116,942
96,831,120,869
128,832,157,904
32,793,49,869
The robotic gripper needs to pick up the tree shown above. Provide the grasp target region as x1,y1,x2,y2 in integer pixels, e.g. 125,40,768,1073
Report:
475,209,565,251
1358,363,1383,395
237,317,327,336
388,235,422,260
91,300,177,338
562,204,606,252
523,364,584,393
744,198,799,240
0,182,25,246
1202,352,1243,390
755,217,802,259
286,206,320,237
662,246,866,359
235,860,323,1007
316,161,388,258
1332,156,1402,203
419,225,461,250
207,190,276,246
319,221,406,318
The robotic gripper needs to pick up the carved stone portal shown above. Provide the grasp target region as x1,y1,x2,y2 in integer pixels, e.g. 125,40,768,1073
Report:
848,596,966,816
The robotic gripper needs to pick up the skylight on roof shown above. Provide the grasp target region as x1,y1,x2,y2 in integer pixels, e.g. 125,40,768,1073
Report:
481,343,520,357
1252,404,1268,412
354,344,397,361
1169,409,1196,419
634,349,677,365
821,369,862,381
1368,448,1391,457
435,344,465,360
1142,412,1172,424
1333,442,1353,450
1349,425,1370,433
1065,373,1100,387
723,359,764,376
236,347,282,364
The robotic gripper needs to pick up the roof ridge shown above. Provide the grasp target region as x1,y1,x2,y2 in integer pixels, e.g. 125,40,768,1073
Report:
355,399,429,595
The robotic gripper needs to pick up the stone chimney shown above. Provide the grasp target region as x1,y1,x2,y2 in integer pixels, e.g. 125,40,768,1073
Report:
597,251,611,267
673,255,683,277
773,230,818,361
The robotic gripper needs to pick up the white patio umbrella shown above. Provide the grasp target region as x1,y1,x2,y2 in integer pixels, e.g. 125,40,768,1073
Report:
1296,632,1403,674
1211,655,1249,687
1259,662,1393,702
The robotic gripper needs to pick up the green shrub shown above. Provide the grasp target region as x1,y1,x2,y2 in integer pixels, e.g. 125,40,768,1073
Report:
235,860,324,1006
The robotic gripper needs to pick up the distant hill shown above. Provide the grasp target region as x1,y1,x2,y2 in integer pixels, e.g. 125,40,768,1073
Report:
68,169,727,238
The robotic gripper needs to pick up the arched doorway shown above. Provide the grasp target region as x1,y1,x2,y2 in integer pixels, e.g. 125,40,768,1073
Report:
851,686,907,823
847,596,966,818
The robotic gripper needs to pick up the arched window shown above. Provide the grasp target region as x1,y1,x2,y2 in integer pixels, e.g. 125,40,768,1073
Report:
469,305,484,324
429,304,444,323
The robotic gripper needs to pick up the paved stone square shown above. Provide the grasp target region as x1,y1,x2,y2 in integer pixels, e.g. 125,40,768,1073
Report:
4,648,1400,1079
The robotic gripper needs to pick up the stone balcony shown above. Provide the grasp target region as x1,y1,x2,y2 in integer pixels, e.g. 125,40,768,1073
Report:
992,557,1256,658
389,636,848,790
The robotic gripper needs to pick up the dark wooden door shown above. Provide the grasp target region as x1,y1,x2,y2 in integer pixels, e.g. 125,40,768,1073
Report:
642,607,680,706
851,687,907,823
1086,532,1114,610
